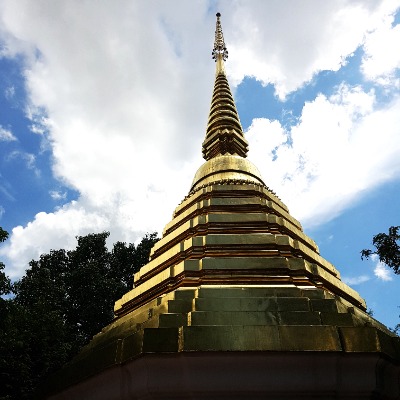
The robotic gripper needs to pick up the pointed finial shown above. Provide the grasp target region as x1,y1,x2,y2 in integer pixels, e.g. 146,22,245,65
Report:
202,12,249,160
212,12,228,63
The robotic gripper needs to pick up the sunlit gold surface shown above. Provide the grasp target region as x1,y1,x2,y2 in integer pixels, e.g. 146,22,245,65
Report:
48,285,400,393
47,12,400,397
212,12,228,76
114,179,366,318
203,16,248,161
202,73,248,160
191,155,265,191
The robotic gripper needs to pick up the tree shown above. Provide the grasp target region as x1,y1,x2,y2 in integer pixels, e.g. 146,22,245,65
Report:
361,226,400,274
361,226,400,335
0,227,11,297
0,230,158,400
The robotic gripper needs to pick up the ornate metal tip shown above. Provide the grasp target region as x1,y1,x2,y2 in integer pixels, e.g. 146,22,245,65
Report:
212,12,228,62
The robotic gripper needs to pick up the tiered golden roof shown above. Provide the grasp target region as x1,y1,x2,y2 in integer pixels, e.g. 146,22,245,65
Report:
47,13,400,396
202,13,249,160
113,12,366,318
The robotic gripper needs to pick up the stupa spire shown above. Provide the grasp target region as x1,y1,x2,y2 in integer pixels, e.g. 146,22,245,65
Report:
212,12,228,74
47,13,400,399
202,12,249,160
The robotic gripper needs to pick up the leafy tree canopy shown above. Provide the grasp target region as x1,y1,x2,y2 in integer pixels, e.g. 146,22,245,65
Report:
0,228,11,296
0,230,158,400
361,226,400,274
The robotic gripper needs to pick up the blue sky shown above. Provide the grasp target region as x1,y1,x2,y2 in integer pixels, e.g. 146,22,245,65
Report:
0,1,400,329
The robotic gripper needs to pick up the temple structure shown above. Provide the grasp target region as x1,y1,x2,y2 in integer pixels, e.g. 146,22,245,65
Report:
47,13,400,399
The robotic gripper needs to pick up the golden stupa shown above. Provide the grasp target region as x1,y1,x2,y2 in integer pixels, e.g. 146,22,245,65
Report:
47,13,400,399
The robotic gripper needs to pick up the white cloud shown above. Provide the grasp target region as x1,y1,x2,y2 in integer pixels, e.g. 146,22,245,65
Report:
49,190,66,201
0,1,399,279
374,261,394,281
0,125,17,141
4,85,15,100
222,0,399,98
362,10,400,86
7,150,40,176
342,275,371,285
247,84,400,227
1,202,108,278
0,184,198,279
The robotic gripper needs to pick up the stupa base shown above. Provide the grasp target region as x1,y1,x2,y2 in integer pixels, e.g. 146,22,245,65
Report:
47,351,400,399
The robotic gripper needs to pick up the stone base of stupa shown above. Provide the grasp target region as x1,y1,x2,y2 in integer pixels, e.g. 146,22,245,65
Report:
47,351,399,399
46,286,400,399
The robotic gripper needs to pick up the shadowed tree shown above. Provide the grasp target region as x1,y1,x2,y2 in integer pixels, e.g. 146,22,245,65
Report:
361,226,400,334
0,230,158,400
0,227,11,297
361,226,400,274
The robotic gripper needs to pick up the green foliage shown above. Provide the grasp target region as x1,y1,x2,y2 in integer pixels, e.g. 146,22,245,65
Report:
0,227,8,243
0,230,158,400
0,263,11,297
361,226,400,274
0,228,11,297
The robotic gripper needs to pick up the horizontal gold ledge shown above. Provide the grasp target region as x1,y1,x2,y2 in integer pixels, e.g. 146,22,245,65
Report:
155,220,320,264
170,191,298,249
142,233,336,284
165,199,292,237
104,285,383,350
115,272,317,317
49,327,400,392
174,183,290,223
115,258,364,317
191,156,263,191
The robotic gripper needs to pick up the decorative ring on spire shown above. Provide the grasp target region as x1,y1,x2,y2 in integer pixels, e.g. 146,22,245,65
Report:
212,12,228,62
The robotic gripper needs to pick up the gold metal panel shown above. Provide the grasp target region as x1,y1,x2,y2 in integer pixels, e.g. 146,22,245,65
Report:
278,311,321,325
196,285,302,299
279,325,341,351
298,244,339,278
182,325,281,351
114,296,161,322
206,212,268,223
276,297,310,311
159,313,188,328
259,185,290,213
287,258,312,272
137,241,183,279
300,288,326,299
117,268,172,306
166,299,194,313
204,233,276,246
162,204,198,237
339,326,397,358
209,196,262,207
191,155,265,191
189,310,278,326
320,312,354,327
120,331,143,363
142,327,180,353
309,264,365,308
172,186,206,216
171,260,201,277
194,296,279,312
172,287,198,300
201,256,290,270
184,236,203,250
310,299,338,312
